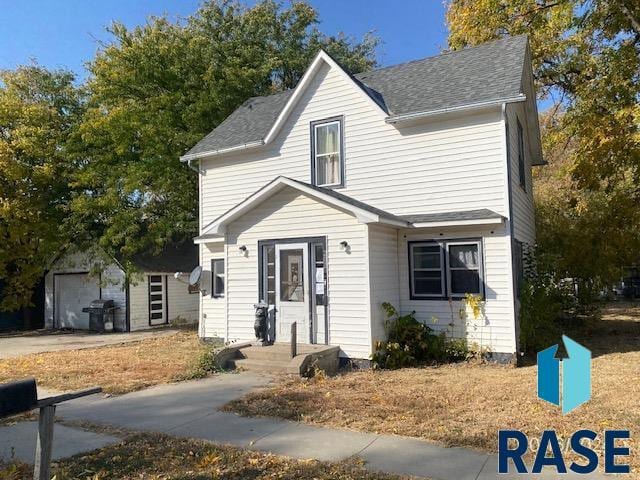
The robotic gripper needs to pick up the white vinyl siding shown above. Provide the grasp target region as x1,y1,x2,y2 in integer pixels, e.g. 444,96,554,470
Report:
200,243,226,339
199,61,507,229
506,95,536,247
368,225,400,348
223,189,370,359
397,224,517,354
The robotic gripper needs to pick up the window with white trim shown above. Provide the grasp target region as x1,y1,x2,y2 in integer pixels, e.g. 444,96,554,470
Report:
409,239,484,299
311,117,343,187
211,259,225,297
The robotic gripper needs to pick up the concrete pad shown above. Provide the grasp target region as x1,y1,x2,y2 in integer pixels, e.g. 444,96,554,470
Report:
251,422,379,462
359,435,489,480
0,329,181,359
0,421,121,464
168,412,290,446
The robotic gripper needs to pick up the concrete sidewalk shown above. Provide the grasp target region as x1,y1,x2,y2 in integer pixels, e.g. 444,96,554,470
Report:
2,373,605,479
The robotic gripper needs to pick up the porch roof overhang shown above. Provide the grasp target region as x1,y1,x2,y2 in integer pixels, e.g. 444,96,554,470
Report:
400,209,505,228
193,179,506,245
195,176,410,242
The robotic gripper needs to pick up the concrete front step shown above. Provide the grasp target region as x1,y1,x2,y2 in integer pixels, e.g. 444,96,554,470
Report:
217,343,341,376
229,358,291,374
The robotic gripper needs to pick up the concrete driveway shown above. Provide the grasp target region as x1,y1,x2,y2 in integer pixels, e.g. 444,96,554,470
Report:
0,329,181,359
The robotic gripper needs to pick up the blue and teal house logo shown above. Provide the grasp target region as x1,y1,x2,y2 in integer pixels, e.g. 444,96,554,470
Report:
537,335,591,414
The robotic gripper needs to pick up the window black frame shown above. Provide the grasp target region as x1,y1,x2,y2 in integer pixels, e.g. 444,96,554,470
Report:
211,258,225,298
408,238,485,300
310,116,345,188
517,118,526,191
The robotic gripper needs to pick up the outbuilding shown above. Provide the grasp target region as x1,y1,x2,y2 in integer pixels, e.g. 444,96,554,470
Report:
44,242,199,331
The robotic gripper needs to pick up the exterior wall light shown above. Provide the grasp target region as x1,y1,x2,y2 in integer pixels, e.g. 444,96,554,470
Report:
239,245,247,254
340,241,349,249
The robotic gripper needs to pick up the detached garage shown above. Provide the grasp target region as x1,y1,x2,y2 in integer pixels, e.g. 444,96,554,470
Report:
44,242,199,332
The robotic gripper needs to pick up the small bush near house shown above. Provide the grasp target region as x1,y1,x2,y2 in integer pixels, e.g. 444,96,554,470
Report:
372,303,449,368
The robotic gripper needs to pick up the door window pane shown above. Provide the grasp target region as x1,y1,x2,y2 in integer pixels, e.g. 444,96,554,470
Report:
280,249,304,302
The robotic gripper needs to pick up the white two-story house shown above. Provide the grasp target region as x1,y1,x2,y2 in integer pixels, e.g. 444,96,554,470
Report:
181,36,543,363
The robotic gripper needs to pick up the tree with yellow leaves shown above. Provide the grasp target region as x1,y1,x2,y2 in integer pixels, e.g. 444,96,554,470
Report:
447,0,640,283
0,66,83,311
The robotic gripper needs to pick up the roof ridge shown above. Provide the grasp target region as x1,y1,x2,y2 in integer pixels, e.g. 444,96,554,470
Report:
355,34,528,78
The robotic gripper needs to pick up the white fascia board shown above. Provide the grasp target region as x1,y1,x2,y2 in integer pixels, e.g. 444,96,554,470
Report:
193,235,225,245
179,140,264,163
410,217,505,229
385,96,527,124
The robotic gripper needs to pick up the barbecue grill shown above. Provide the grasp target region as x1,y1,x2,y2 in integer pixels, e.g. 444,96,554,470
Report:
82,299,118,332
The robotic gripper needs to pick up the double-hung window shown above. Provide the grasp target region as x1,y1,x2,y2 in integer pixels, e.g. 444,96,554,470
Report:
409,242,445,298
211,259,225,297
446,241,482,297
409,239,484,299
311,117,343,187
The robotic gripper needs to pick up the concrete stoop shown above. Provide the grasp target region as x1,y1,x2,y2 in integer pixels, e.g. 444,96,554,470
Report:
218,343,340,376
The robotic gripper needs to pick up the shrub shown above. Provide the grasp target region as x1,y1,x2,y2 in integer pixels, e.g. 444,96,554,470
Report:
372,303,446,369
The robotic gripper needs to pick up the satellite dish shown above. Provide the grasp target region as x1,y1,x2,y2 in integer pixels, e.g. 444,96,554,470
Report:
189,266,203,287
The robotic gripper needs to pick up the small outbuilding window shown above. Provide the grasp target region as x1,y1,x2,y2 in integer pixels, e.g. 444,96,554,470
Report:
409,239,484,300
211,259,225,297
311,117,343,187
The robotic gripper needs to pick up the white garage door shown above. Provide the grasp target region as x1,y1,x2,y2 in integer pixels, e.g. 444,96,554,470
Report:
55,273,100,329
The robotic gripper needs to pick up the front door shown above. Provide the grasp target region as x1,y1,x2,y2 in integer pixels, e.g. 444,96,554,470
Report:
275,243,309,343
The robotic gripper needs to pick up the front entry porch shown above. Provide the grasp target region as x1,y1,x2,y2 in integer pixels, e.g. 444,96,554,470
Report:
221,342,340,376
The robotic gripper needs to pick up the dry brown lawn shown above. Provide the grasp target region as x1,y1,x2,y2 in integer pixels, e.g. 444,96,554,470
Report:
226,302,640,474
0,331,211,395
0,432,413,480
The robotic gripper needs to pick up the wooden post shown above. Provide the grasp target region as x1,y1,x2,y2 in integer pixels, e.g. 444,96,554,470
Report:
33,405,55,480
291,322,297,358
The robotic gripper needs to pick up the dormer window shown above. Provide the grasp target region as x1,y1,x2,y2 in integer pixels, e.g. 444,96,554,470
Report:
311,116,344,187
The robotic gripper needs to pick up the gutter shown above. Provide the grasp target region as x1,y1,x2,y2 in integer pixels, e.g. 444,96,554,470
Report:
179,140,264,163
385,95,527,124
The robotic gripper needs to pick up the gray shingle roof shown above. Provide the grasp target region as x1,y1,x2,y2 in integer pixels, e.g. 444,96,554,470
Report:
122,240,199,273
184,35,528,158
400,209,504,224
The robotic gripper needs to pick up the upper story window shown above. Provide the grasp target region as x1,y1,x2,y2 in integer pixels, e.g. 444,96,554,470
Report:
311,117,343,187
517,118,526,190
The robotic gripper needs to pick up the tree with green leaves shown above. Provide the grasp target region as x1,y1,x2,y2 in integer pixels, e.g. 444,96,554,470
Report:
0,66,83,311
447,0,640,284
71,0,378,262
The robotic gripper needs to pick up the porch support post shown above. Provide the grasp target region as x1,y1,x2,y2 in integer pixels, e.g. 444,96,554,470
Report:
291,322,297,358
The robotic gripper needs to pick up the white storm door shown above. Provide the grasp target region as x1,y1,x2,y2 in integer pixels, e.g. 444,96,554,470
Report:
275,243,309,344
55,273,100,330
